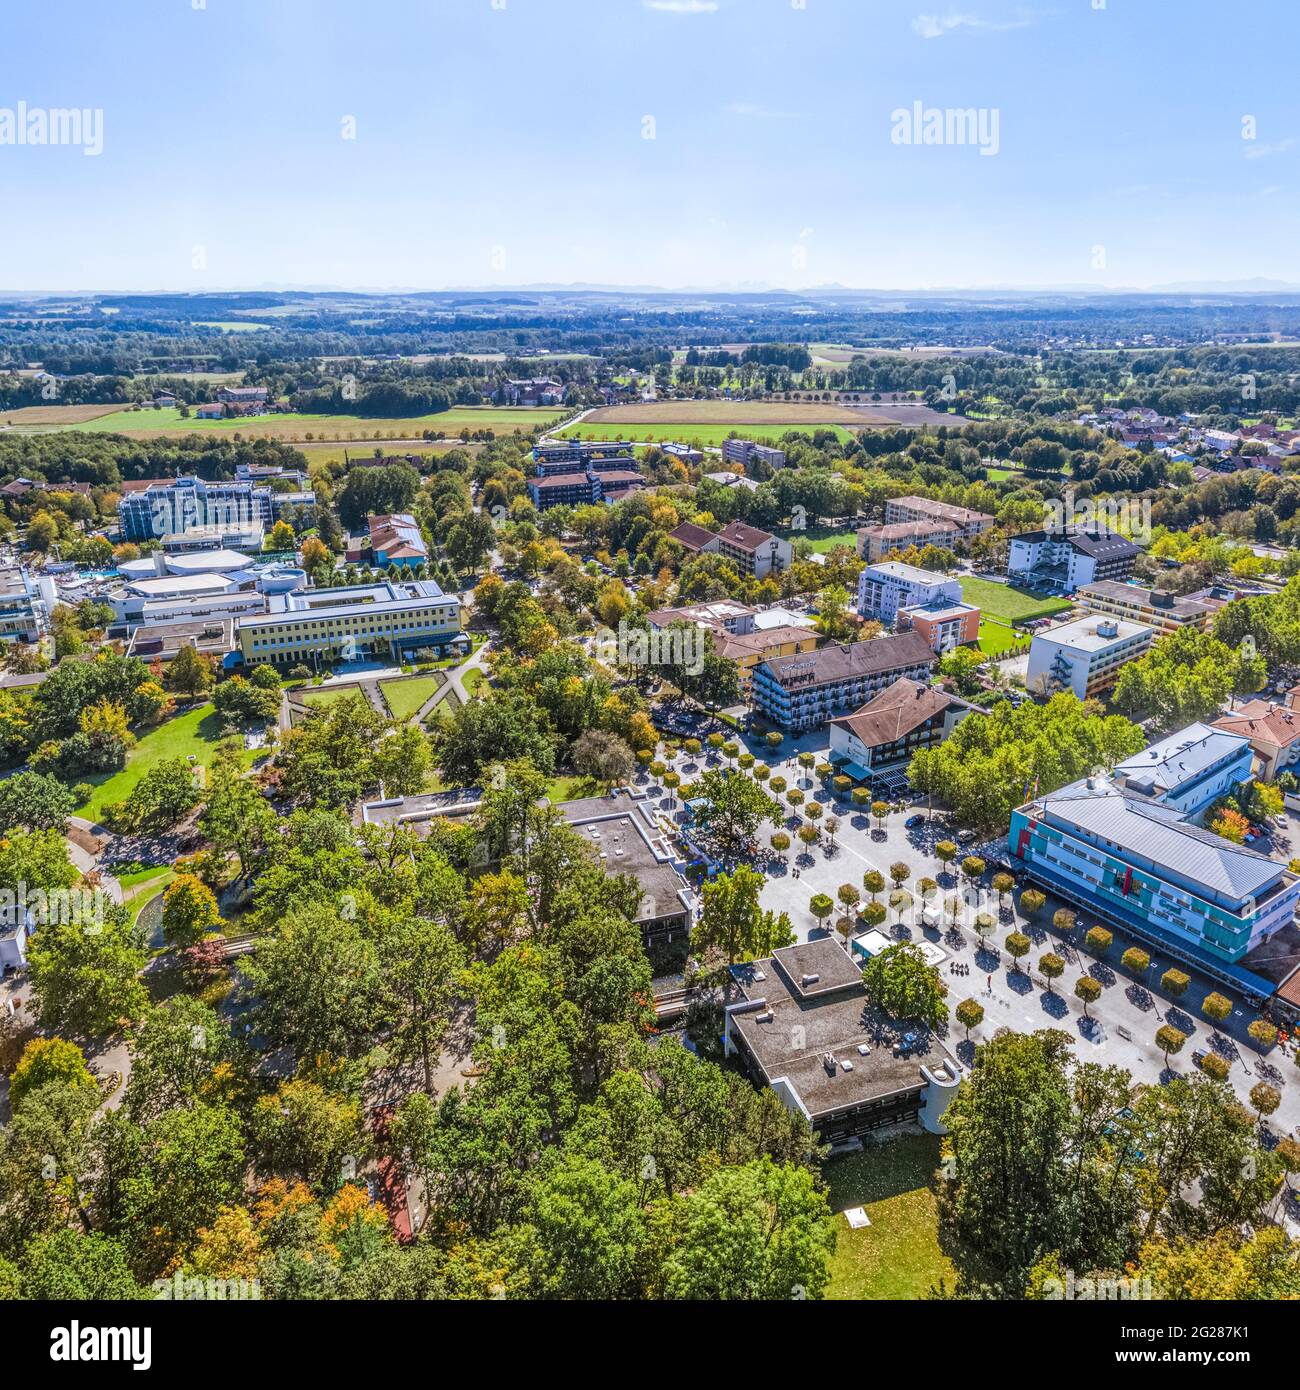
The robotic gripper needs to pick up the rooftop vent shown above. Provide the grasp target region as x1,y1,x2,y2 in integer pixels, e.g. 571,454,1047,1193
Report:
801,973,820,986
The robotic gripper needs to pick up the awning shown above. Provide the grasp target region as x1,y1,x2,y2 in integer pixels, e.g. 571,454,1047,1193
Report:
839,761,871,781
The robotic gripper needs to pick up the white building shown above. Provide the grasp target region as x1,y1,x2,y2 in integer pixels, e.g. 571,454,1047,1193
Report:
1026,614,1154,700
1112,722,1254,822
856,560,962,624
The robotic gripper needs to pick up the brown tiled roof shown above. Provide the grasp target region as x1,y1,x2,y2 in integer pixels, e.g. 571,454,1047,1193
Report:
668,522,717,550
829,677,968,748
763,630,935,687
1212,700,1300,749
717,519,775,552
718,626,814,660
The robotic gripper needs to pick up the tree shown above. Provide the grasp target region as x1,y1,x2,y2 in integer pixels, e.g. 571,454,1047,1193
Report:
243,901,390,1061
200,746,279,879
1155,1023,1187,1067
863,869,885,901
693,865,794,967
661,1158,835,1301
105,756,200,834
860,942,948,1028
378,916,466,1093
161,874,222,948
166,644,215,699
935,840,958,875
1084,926,1112,956
1121,946,1151,976
1038,953,1065,993
809,893,834,930
889,861,911,890
18,1230,151,1300
1074,975,1101,1018
955,997,985,1037
572,729,635,789
250,1077,368,1193
0,772,73,834
961,856,986,885
770,831,790,861
836,883,860,917
1202,992,1234,1025
1248,1018,1279,1052
8,1037,96,1111
26,903,149,1036
1249,1081,1281,1123
1200,1052,1231,1081
690,768,781,863
371,723,433,797
991,872,1014,906
1005,932,1031,973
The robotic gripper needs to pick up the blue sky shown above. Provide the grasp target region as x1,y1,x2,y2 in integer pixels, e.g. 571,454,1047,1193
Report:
0,0,1296,292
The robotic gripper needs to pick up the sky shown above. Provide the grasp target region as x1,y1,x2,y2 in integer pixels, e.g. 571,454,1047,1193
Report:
0,0,1296,294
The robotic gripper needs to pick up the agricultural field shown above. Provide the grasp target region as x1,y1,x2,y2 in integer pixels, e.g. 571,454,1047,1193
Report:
294,440,473,469
0,402,124,429
5,404,566,441
560,419,855,447
823,1133,957,1300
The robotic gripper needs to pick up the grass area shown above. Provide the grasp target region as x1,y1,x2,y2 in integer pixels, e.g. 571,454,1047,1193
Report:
303,686,364,709
380,674,445,721
543,774,599,803
823,1131,957,1300
74,703,255,822
784,526,858,554
977,617,1031,659
958,575,1072,624
38,405,566,441
461,667,486,697
113,863,175,893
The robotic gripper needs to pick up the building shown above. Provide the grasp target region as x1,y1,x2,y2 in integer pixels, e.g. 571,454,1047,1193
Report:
1075,581,1216,636
883,495,993,542
716,625,819,693
123,616,237,665
898,598,981,654
368,513,428,569
856,519,960,563
856,560,962,624
1010,777,1300,998
527,457,644,510
828,678,983,781
217,386,269,405
721,438,786,472
532,440,636,475
751,630,936,732
725,939,962,1142
662,442,704,466
237,579,465,667
1112,723,1254,821
1213,687,1300,782
704,471,760,493
360,789,693,950
667,522,721,557
195,403,224,419
1026,615,1153,700
118,475,275,544
1008,524,1141,592
715,520,792,580
647,599,757,636
499,377,565,406
0,568,43,642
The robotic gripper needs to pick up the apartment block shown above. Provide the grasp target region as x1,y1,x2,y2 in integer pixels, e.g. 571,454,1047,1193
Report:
1075,581,1215,636
883,495,993,542
856,560,962,624
856,519,960,563
721,438,786,472
1026,615,1153,700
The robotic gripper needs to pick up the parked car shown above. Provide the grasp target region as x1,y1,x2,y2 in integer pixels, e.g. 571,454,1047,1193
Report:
904,814,924,828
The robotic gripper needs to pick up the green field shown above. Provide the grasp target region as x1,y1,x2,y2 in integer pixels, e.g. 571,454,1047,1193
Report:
55,405,566,440
782,527,858,554
558,421,855,447
977,617,1031,659
74,703,257,822
461,668,486,698
302,686,364,710
380,675,445,721
824,1132,957,1300
958,576,1072,624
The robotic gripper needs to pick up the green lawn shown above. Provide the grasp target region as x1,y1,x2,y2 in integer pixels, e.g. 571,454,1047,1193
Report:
113,863,175,894
303,686,364,709
783,527,858,554
823,1132,957,1300
74,703,251,822
380,675,445,721
543,774,599,803
958,576,1071,624
461,668,486,697
977,617,1031,659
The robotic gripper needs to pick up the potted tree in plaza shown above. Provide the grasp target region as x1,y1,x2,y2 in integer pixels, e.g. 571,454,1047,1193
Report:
1084,925,1113,958
1020,888,1046,921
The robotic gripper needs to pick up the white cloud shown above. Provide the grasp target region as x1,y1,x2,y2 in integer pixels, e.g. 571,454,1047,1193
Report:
912,8,1042,39
643,0,719,12
1244,138,1296,161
